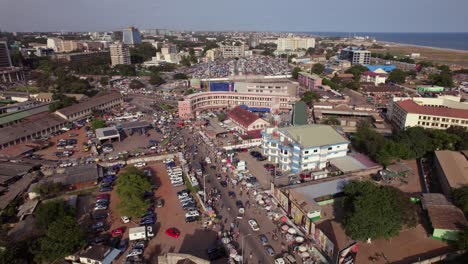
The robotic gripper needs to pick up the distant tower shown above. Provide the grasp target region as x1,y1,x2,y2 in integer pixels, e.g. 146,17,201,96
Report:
0,41,12,68
110,43,131,66
122,27,141,45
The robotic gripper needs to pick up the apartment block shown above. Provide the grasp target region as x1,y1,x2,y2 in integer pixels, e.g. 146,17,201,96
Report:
110,43,131,66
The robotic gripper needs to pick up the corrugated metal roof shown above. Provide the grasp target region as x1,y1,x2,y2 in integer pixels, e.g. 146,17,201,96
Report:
280,125,349,148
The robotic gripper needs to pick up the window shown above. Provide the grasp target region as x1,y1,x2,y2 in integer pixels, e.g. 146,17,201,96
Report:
328,147,332,150
314,149,318,153
304,151,309,154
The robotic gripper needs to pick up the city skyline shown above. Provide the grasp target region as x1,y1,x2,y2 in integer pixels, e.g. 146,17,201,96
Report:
1,0,468,33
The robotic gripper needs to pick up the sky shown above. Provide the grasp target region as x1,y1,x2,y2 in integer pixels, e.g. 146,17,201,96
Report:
1,0,468,33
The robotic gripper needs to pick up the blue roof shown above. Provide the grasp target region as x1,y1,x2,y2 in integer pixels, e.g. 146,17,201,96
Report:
365,65,396,72
248,107,270,112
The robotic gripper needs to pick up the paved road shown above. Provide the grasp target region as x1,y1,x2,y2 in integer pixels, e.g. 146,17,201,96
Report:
176,126,284,264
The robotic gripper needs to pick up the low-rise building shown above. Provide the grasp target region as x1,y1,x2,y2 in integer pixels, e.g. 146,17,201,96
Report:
298,72,322,90
55,92,123,121
53,51,109,63
387,96,468,130
77,245,121,264
261,125,349,173
227,106,270,133
434,150,468,197
361,71,387,85
46,164,103,189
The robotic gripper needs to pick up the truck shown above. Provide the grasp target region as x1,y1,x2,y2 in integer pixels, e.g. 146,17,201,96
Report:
129,226,154,241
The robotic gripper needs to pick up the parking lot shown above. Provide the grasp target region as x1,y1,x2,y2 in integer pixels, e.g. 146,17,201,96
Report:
36,126,91,160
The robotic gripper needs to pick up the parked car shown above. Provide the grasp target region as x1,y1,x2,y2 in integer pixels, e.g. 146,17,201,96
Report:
185,216,198,223
265,245,275,256
156,199,164,208
258,234,269,245
248,219,260,231
121,216,130,223
134,162,147,168
127,249,143,257
112,227,124,236
119,239,128,252
94,204,107,211
185,210,200,218
165,228,180,238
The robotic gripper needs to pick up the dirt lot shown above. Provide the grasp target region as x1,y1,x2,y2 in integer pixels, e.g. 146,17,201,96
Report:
317,202,453,264
36,126,92,160
371,44,468,67
384,159,425,194
111,128,163,153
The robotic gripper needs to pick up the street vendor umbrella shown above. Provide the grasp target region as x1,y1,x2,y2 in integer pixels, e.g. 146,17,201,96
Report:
256,195,263,200
280,216,288,223
221,159,227,163
234,255,242,261
288,228,297,234
258,200,265,205
298,245,307,252
300,252,310,258
295,236,305,243
281,225,290,231
285,234,294,241
221,237,231,244
229,249,238,258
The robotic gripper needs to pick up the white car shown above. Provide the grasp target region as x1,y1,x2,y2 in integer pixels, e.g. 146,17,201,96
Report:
121,216,130,223
127,249,143,257
94,204,107,211
248,219,260,231
178,192,189,199
205,157,212,164
134,162,146,168
185,210,200,218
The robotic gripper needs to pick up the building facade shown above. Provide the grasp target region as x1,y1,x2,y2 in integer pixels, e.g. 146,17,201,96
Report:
227,106,270,133
55,92,123,121
261,125,349,173
361,71,387,85
387,96,468,130
205,49,221,62
298,72,322,90
339,47,371,65
277,37,315,51
122,27,141,45
110,43,131,66
0,41,12,68
220,44,245,58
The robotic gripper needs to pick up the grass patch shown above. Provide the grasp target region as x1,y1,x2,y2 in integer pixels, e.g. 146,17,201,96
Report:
183,174,200,194
66,186,98,196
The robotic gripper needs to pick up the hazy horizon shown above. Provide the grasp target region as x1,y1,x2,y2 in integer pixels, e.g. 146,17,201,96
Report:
1,0,467,33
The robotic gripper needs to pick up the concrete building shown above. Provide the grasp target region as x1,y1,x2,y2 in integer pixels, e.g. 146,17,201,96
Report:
277,37,315,51
227,106,270,133
220,44,245,58
178,80,297,119
53,51,110,63
434,150,468,197
55,92,123,121
261,125,349,173
298,72,322,90
205,48,221,62
77,245,120,264
0,67,24,84
0,41,12,68
387,96,468,130
339,47,371,65
110,43,131,66
360,71,387,85
46,38,83,53
122,26,141,45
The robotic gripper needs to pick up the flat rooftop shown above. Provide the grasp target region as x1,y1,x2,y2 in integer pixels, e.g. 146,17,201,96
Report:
279,125,349,148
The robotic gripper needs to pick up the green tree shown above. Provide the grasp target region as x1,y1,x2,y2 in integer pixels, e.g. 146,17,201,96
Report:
322,116,340,125
32,182,64,198
204,41,219,52
130,43,156,63
311,63,325,75
457,228,468,249
291,67,302,79
91,118,106,130
300,91,319,107
388,69,407,84
429,72,454,87
180,56,192,67
173,73,188,80
149,73,166,86
345,65,368,81
342,181,418,241
35,216,85,262
100,76,109,86
218,112,226,122
129,79,145,89
116,167,152,218
446,126,468,150
113,64,136,76
49,94,78,112
453,186,468,215
35,200,75,230
306,47,316,55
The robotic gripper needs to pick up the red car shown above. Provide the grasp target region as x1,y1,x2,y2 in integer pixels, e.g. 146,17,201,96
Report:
165,228,180,238
111,227,124,236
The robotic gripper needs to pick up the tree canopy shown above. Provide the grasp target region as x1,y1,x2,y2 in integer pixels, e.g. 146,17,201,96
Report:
49,94,78,112
130,43,156,63
35,200,75,230
291,67,301,79
300,91,319,107
388,69,407,84
116,166,152,218
149,73,166,86
342,181,418,241
453,186,468,215
345,65,368,81
129,79,145,89
173,73,188,80
35,216,85,262
91,118,106,130
311,63,325,75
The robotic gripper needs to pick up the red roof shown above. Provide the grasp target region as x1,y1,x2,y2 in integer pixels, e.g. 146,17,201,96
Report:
396,100,468,119
227,106,259,128
240,129,263,140
363,71,387,77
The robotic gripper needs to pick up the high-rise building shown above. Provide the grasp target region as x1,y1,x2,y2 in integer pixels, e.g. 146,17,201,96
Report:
220,44,245,58
122,27,141,45
249,34,260,48
339,47,371,65
0,41,12,68
110,43,131,66
277,37,315,51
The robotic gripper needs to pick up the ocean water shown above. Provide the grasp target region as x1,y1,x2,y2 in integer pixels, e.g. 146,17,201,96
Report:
308,32,468,51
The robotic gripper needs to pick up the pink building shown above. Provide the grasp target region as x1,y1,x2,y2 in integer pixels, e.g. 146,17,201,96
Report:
298,72,322,90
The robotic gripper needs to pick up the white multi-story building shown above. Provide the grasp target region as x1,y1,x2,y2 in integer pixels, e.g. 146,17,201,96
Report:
220,44,245,58
261,125,349,173
109,43,131,66
387,96,468,130
339,47,371,65
205,49,221,62
277,37,315,51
